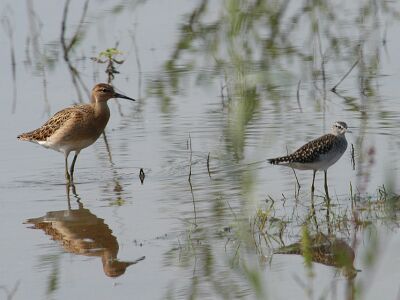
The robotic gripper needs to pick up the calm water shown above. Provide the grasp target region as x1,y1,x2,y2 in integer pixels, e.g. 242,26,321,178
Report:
1,1,400,299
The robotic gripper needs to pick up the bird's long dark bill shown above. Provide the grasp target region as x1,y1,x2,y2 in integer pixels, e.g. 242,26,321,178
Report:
114,93,135,101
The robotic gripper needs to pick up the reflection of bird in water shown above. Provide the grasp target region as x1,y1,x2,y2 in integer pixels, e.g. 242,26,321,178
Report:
274,233,357,278
25,204,144,277
268,121,348,198
17,83,135,184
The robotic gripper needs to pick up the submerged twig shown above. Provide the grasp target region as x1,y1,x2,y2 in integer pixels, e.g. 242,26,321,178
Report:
102,131,114,165
130,26,142,101
111,43,124,117
225,199,237,220
296,79,302,112
60,0,90,102
286,146,301,194
188,133,193,182
42,71,50,117
207,152,211,178
292,168,301,198
220,70,231,108
1,14,17,113
220,81,226,107
331,59,359,92
188,178,197,227
187,134,197,226
316,24,327,97
351,143,355,171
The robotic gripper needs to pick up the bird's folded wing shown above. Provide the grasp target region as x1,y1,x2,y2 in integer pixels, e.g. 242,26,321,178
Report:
290,134,336,163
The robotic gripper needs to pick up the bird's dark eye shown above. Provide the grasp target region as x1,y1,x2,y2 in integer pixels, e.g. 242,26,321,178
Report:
101,88,107,93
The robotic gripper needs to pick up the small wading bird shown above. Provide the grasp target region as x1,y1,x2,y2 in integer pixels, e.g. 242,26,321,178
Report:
268,121,349,198
18,83,135,184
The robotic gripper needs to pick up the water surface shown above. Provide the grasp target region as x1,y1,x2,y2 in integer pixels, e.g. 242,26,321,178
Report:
1,1,400,299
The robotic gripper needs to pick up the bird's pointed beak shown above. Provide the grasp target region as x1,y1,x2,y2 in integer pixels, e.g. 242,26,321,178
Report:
114,92,135,101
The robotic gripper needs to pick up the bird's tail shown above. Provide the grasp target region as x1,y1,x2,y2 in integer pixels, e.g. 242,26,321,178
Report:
267,155,293,165
17,132,33,141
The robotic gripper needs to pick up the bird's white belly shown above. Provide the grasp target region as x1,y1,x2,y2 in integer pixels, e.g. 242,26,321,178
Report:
38,138,96,154
319,151,345,170
290,150,345,171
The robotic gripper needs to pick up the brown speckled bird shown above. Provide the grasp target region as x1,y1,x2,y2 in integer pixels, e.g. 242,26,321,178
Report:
18,83,135,183
268,121,348,197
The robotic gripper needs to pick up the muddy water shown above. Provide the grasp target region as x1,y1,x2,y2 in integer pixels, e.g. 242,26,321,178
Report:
1,1,400,299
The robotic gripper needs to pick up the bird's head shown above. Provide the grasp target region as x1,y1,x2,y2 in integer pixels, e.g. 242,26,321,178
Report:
331,121,348,136
91,83,135,103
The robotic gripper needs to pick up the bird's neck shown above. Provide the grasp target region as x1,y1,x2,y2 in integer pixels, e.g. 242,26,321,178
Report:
93,101,110,121
331,131,345,138
336,133,346,140
90,94,97,103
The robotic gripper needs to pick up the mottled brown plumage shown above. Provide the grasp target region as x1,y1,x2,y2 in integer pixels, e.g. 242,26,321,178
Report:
18,83,135,183
268,121,349,197
18,106,88,142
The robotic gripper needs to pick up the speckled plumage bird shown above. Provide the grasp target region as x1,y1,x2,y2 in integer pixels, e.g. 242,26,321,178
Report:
18,83,135,184
268,121,349,197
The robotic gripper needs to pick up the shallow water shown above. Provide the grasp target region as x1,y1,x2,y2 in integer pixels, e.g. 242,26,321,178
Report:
1,1,400,299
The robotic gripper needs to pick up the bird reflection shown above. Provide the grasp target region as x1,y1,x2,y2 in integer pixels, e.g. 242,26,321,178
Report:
25,189,144,277
274,233,358,279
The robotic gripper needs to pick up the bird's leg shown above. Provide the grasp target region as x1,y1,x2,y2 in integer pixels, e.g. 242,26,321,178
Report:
311,170,316,195
65,153,71,183
69,151,80,183
310,171,318,230
324,170,330,200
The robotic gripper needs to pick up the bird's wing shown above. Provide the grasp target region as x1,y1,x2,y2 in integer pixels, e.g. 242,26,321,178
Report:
290,134,336,163
18,105,84,141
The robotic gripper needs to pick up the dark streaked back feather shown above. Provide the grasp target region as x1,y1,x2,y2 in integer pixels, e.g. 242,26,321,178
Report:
268,134,338,164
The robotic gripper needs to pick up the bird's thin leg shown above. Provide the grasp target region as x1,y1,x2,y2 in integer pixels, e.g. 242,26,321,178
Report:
70,151,80,183
310,170,318,230
324,170,330,200
311,170,316,195
65,153,71,183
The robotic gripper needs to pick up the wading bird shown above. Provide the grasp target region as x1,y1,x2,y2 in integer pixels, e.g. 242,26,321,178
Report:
268,121,349,198
18,83,135,184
